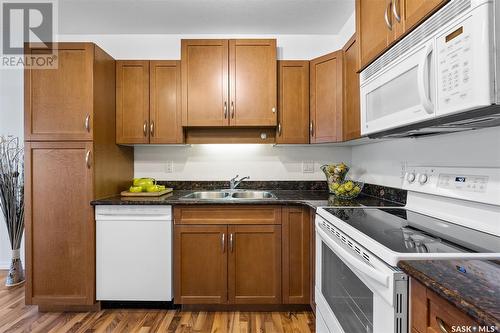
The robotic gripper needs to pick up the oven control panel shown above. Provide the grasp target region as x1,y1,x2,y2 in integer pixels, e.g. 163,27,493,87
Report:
403,166,500,206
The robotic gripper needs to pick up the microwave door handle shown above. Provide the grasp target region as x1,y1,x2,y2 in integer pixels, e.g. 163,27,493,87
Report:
316,225,389,287
418,43,434,114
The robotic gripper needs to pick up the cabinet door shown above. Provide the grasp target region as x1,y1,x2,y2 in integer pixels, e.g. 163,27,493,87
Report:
116,60,150,144
277,61,310,144
403,0,448,33
174,225,227,304
282,207,310,304
24,142,95,306
181,40,229,127
229,39,277,127
356,0,391,68
25,43,94,141
228,225,281,304
310,51,343,143
342,35,361,141
150,61,183,144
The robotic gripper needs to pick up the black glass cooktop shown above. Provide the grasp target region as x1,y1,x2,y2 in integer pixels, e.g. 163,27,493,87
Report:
321,208,500,254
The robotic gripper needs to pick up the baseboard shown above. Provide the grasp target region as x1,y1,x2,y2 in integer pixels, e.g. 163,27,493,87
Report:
0,261,9,270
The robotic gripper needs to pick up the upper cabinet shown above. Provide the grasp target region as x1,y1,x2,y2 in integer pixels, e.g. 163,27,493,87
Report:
25,43,94,141
357,0,448,69
342,36,361,141
116,60,182,144
181,39,277,127
181,40,229,127
229,39,277,127
116,61,150,144
310,51,343,143
277,61,310,144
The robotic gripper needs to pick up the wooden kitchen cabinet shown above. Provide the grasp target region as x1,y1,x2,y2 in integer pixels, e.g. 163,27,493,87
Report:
174,225,228,304
410,279,479,333
356,0,449,69
277,61,310,144
150,61,183,143
310,51,343,143
181,39,277,127
181,39,229,127
228,225,282,304
25,142,95,308
356,0,394,69
342,35,361,141
116,60,150,144
25,43,94,141
116,60,182,144
282,207,311,304
173,206,283,305
403,0,448,33
24,43,134,310
229,39,277,127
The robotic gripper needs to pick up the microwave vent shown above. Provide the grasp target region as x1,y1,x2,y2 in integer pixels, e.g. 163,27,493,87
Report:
362,0,471,81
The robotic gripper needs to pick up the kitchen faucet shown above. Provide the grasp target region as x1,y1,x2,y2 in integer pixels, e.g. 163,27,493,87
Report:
229,175,250,190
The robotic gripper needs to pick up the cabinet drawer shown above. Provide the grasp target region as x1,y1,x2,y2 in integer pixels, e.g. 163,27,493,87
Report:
174,205,281,225
427,289,478,333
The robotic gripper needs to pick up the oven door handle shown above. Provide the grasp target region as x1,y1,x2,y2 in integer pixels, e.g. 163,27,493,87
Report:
317,225,389,288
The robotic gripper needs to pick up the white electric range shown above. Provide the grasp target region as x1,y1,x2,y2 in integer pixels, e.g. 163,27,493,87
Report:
314,166,500,333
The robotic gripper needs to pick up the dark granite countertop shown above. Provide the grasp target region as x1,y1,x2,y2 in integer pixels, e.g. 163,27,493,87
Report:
399,260,500,328
91,190,403,209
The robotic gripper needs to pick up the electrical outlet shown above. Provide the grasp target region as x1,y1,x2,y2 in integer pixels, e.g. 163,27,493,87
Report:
302,161,314,173
400,161,407,179
165,161,174,173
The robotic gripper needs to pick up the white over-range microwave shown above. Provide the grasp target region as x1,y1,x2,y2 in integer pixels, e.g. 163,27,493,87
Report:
360,0,500,138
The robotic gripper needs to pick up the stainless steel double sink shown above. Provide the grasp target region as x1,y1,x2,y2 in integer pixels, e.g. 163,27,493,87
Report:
180,190,276,200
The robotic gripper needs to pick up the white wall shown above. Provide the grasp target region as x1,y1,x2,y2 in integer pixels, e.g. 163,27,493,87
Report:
134,144,352,181
58,33,346,60
0,68,24,269
351,127,500,188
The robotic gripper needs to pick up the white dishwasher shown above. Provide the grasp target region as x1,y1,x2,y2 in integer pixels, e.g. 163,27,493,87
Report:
95,205,172,301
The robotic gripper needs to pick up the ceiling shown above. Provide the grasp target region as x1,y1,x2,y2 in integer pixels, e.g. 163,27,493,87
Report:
58,0,355,35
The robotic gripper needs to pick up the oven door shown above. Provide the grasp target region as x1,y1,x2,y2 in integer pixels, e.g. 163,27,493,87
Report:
360,40,436,136
315,216,407,333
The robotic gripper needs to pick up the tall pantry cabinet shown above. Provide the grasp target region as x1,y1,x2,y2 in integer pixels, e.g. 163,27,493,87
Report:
24,43,133,310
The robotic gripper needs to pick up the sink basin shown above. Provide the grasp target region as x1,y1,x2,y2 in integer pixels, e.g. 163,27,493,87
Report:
181,191,230,200
231,191,275,199
180,190,276,200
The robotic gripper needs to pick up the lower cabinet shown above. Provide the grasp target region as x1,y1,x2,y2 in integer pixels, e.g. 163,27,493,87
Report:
174,225,227,304
410,279,479,333
173,205,309,306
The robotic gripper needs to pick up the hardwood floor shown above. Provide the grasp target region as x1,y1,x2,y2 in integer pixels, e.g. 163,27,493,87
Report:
0,271,315,332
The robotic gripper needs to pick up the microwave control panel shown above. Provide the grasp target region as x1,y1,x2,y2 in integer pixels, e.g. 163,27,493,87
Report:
437,24,473,108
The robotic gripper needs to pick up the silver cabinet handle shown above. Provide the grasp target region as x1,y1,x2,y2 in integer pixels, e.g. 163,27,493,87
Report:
150,121,154,137
436,318,450,333
85,114,91,132
310,121,314,137
224,101,228,119
277,123,282,136
385,1,393,30
221,233,225,253
231,101,235,119
392,0,401,22
143,121,148,137
272,107,276,113
85,150,92,169
229,233,233,252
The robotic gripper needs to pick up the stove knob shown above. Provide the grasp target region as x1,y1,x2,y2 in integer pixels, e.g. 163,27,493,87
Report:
406,172,416,183
418,173,428,185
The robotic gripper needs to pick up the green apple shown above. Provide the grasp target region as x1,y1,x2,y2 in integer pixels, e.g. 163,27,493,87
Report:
129,186,143,193
133,178,155,191
146,185,163,193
